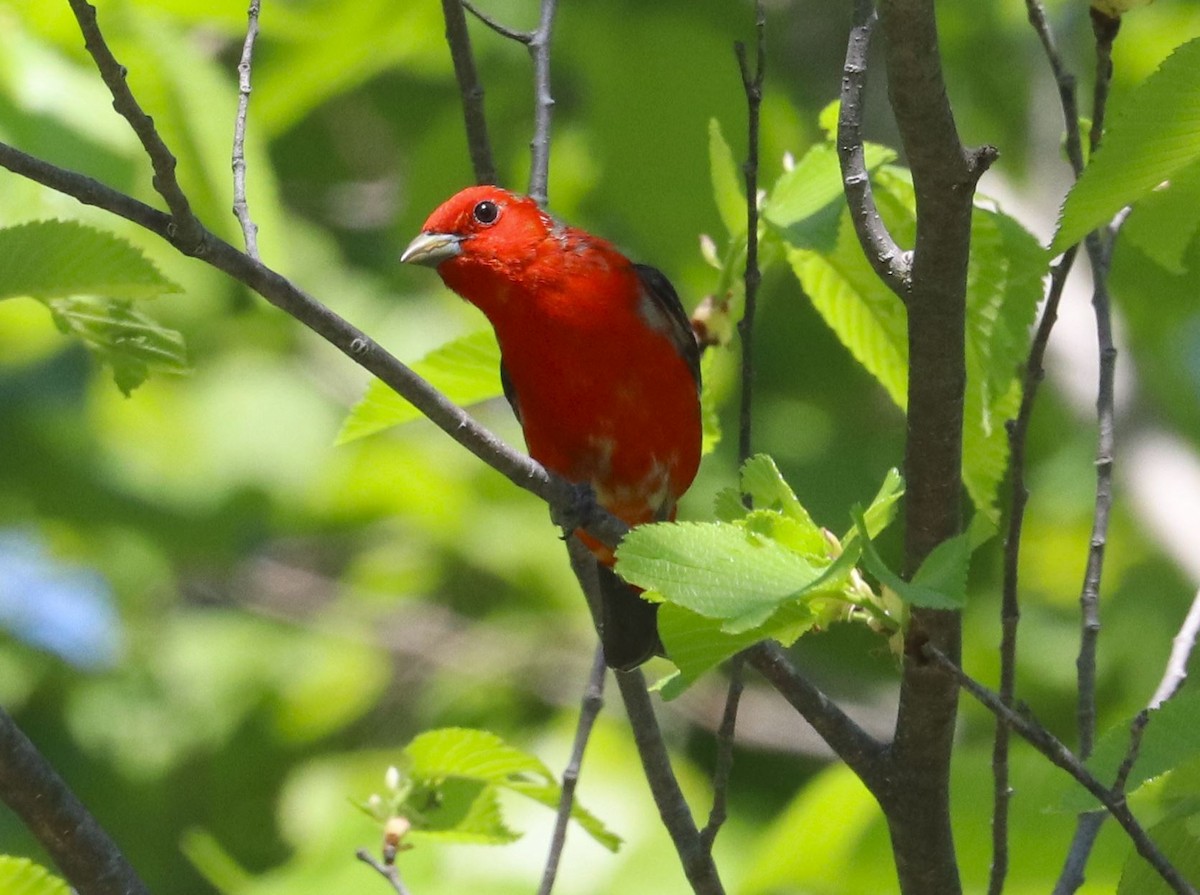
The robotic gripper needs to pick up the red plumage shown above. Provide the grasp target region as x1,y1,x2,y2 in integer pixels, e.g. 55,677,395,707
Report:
402,186,702,668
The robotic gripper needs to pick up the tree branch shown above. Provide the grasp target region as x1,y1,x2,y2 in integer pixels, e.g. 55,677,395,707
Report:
924,646,1198,895
537,646,606,895
837,0,911,297
699,656,743,853
231,0,262,257
440,0,498,185
744,642,889,798
992,244,1080,895
526,0,559,206
614,670,726,895
0,704,152,895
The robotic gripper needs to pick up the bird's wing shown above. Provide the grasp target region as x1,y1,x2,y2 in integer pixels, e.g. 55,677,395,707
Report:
633,263,702,391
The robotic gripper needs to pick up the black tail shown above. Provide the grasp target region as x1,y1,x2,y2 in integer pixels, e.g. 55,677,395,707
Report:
566,536,662,670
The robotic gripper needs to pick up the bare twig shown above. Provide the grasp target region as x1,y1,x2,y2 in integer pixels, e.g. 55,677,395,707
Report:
614,670,726,895
462,0,532,43
699,656,744,853
537,646,606,895
924,646,1199,895
992,244,1080,895
0,705,152,895
734,0,765,467
526,0,559,206
439,0,498,184
837,0,911,297
67,0,204,249
355,848,411,895
744,642,888,798
231,0,262,257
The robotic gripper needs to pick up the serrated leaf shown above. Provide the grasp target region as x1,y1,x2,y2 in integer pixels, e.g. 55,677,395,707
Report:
402,728,618,851
1060,687,1200,814
336,330,503,443
657,601,817,700
841,468,904,546
709,118,746,237
45,296,189,396
0,857,70,895
1052,37,1200,254
0,221,181,302
409,778,519,844
406,727,549,784
615,521,849,633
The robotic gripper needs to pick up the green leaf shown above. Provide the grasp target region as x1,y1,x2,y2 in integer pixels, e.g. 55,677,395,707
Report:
336,330,503,443
841,468,905,546
1121,156,1200,275
657,601,817,700
764,142,895,232
1061,687,1200,813
0,857,70,895
1052,37,1200,254
709,118,746,237
402,728,619,851
699,350,723,456
851,508,966,609
0,220,181,302
1117,812,1200,895
46,296,189,396
616,521,833,632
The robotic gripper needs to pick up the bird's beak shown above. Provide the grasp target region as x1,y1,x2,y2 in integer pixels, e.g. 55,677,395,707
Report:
400,231,463,267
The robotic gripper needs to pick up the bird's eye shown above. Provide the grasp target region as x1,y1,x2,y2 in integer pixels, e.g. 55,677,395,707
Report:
472,200,500,225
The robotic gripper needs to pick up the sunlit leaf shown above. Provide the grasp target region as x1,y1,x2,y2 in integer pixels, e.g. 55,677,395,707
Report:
1052,37,1200,254
709,118,746,237
336,330,503,443
0,220,181,302
0,857,70,895
1121,157,1200,275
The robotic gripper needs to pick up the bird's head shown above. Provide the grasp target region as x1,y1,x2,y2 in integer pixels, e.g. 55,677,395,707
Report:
400,186,553,281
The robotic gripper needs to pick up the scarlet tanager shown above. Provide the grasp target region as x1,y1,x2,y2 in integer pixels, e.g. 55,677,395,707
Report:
401,186,702,669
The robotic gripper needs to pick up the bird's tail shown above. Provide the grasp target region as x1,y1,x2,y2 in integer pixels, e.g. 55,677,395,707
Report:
566,535,662,670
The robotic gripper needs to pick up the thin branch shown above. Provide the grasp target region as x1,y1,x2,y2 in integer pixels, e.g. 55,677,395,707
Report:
462,0,532,44
439,0,498,185
66,0,204,249
699,656,744,853
1024,0,1086,176
537,646,606,895
231,0,262,258
526,0,559,207
744,641,889,799
614,670,726,895
734,0,765,468
837,0,911,297
924,646,1199,895
355,848,412,895
1088,10,1120,156
992,245,1080,895
0,704,152,895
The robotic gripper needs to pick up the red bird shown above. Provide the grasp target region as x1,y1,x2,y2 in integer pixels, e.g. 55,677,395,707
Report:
401,186,702,669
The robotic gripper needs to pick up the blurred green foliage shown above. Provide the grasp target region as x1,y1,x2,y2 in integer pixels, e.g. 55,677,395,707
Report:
1,1,1200,893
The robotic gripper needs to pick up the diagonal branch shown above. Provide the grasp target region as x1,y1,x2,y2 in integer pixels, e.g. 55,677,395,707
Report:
0,704,152,895
925,646,1198,895
837,0,911,297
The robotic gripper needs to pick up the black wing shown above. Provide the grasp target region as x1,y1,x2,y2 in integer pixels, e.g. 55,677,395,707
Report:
633,263,702,391
499,360,520,424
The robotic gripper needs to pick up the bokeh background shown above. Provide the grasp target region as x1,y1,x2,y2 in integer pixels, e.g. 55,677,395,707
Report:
1,1,1199,892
